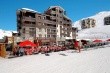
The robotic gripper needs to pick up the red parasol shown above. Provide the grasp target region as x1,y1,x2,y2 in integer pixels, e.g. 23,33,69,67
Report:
106,39,110,41
93,39,102,43
19,40,37,47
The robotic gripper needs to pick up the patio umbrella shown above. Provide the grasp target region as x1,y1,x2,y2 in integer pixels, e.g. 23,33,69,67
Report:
19,40,37,47
106,39,110,41
93,39,102,43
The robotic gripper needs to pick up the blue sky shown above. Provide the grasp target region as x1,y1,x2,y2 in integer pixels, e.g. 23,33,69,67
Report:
0,0,110,30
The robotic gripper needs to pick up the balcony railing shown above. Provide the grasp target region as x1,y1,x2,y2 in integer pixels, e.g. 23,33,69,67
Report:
23,17,36,22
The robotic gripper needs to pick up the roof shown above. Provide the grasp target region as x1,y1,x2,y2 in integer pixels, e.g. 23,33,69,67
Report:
0,36,7,43
21,8,37,13
0,29,13,39
63,14,71,20
48,6,65,11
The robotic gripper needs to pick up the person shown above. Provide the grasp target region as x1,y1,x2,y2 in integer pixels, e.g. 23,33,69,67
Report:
73,39,81,53
79,40,83,49
13,46,18,56
19,47,24,56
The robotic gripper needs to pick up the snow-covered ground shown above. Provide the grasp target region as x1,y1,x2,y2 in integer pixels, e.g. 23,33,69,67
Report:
0,46,110,73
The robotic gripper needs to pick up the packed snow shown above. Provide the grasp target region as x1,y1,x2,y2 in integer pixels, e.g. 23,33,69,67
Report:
0,46,110,73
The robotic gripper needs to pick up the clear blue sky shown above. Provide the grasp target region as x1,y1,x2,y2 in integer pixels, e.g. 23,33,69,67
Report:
0,0,110,30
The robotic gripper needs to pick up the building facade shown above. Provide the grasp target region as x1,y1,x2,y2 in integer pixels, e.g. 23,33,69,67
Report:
81,18,96,29
104,16,110,25
17,6,76,45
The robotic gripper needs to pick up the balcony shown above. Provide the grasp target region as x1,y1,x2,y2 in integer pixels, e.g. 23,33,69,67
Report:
51,11,56,14
25,24,36,27
50,16,56,20
23,17,36,22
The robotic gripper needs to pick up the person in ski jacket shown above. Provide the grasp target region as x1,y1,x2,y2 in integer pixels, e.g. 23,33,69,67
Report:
73,39,81,53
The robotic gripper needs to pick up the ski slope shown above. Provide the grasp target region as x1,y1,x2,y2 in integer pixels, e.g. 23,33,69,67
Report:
77,25,110,39
73,11,110,40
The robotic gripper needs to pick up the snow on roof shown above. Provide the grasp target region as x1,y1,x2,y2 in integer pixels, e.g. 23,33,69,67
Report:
21,8,37,13
12,31,18,33
0,29,14,39
49,6,65,11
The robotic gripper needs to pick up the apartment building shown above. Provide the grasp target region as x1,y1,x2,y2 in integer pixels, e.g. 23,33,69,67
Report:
81,18,96,29
17,6,76,45
104,16,110,25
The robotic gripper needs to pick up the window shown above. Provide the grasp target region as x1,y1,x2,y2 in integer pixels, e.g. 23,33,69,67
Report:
60,21,62,23
38,16,41,19
46,16,51,20
30,28,35,31
52,8,56,11
29,28,35,37
23,37,25,40
39,34,42,37
52,35,56,38
24,21,30,24
59,10,62,13
52,14,56,16
47,29,50,32
39,28,42,32
53,19,56,22
47,35,50,38
51,30,56,33
57,14,58,17
32,22,35,24
43,17,45,19
45,35,46,38
60,26,62,28
38,22,42,25
23,28,25,33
